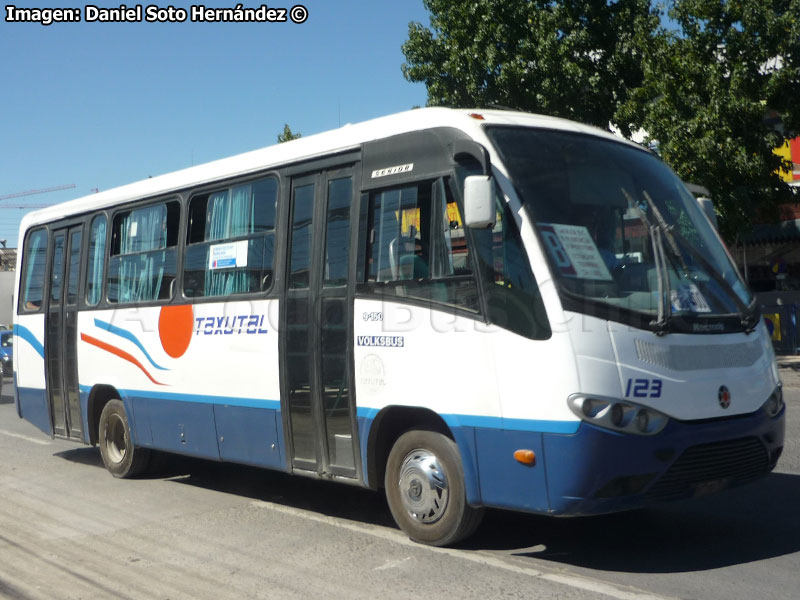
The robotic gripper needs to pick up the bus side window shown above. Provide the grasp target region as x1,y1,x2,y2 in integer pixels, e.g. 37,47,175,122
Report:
471,195,551,340
363,178,480,313
86,215,107,306
107,201,180,304
183,177,277,298
20,229,48,313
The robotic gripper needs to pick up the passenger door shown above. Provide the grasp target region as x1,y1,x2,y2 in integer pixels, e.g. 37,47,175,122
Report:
282,167,359,478
45,224,84,439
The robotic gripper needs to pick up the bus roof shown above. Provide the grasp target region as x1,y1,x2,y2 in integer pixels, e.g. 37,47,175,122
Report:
19,107,637,232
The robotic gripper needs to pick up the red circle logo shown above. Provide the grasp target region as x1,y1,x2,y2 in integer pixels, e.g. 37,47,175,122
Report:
718,386,731,409
158,304,194,358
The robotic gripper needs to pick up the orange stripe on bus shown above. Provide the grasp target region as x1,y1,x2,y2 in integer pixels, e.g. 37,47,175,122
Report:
80,333,166,386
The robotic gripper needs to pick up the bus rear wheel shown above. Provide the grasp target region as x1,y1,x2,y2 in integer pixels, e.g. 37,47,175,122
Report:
384,430,483,546
98,399,150,478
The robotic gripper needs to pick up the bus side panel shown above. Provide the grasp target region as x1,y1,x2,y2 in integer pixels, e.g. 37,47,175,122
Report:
144,396,220,460
78,300,285,468
14,316,50,435
214,404,283,468
354,297,586,512
475,429,548,512
353,298,500,501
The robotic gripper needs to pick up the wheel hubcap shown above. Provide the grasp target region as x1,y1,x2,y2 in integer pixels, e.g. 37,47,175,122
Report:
398,448,449,524
105,414,127,464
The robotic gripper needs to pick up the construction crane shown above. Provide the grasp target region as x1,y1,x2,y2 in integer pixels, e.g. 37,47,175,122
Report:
0,183,76,202
0,185,74,250
0,204,54,209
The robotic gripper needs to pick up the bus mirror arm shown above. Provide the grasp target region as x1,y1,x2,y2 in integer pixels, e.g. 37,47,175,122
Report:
451,140,491,176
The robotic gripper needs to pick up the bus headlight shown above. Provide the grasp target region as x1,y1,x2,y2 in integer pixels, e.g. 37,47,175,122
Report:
763,385,784,418
567,394,669,436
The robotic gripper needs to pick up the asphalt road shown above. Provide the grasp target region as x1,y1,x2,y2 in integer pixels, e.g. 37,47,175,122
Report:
1,373,798,600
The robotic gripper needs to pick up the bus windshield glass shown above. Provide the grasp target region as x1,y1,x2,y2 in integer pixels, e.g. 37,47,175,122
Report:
486,126,752,329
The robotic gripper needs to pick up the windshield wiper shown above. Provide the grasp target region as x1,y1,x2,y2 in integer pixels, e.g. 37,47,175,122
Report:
632,189,757,334
622,189,756,334
622,188,673,334
656,214,759,333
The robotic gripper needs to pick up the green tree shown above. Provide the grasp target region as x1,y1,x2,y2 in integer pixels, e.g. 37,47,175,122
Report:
619,0,800,238
277,124,302,143
404,0,800,239
401,0,659,137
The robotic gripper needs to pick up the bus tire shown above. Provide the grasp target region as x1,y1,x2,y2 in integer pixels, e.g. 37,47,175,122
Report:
385,430,483,546
98,399,150,478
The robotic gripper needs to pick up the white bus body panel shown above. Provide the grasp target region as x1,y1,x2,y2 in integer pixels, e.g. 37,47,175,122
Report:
562,313,778,420
353,298,580,430
77,300,281,403
15,315,46,390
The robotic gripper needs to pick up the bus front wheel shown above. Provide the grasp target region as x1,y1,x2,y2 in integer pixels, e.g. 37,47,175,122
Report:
98,399,150,478
384,430,483,546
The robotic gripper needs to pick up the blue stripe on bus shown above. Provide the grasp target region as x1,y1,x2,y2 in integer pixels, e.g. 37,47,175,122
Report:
13,324,45,359
455,415,580,434
74,386,575,435
93,319,168,371
355,406,580,435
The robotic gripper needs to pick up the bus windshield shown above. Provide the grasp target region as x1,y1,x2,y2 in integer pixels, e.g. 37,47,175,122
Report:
486,126,754,331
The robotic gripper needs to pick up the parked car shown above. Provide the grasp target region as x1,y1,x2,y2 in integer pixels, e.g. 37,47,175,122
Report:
0,329,12,377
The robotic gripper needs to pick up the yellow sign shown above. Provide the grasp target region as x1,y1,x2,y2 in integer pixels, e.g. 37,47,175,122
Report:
775,141,793,183
763,313,782,341
774,137,800,183
398,203,464,237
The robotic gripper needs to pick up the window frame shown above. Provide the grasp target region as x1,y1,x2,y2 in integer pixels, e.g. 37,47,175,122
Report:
18,227,51,315
181,174,279,302
450,170,551,340
85,213,109,307
356,175,485,319
106,197,181,306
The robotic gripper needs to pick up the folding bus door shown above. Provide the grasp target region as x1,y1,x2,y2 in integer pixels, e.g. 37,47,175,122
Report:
45,225,84,439
282,167,359,479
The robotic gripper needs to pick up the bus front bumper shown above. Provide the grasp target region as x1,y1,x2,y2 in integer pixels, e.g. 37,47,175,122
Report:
542,406,785,516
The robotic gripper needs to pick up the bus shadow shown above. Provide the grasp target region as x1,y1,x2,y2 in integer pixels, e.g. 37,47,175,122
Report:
52,446,393,525
52,447,800,572
164,459,800,572
144,453,397,528
53,446,104,467
467,472,800,573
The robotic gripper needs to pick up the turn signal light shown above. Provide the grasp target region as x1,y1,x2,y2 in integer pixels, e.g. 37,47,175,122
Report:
514,449,536,465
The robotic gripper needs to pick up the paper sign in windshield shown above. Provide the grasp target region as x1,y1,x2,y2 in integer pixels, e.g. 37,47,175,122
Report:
209,240,248,270
671,284,711,313
539,223,613,281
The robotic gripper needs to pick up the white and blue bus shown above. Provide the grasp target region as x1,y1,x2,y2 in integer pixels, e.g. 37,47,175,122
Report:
13,108,785,546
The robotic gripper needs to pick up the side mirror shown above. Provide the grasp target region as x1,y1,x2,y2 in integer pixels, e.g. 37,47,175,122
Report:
463,175,496,229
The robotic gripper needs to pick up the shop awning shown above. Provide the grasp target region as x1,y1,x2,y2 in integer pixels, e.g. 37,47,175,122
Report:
740,219,800,244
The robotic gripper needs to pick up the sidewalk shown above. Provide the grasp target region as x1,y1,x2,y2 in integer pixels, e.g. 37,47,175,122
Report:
776,354,800,369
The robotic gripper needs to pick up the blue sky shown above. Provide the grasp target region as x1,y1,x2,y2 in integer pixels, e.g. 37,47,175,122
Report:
0,1,431,247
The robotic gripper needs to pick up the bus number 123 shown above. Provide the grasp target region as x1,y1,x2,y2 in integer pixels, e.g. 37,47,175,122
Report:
625,378,663,399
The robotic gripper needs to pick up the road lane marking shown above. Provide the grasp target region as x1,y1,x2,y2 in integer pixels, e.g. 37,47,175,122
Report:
0,429,51,445
251,500,675,600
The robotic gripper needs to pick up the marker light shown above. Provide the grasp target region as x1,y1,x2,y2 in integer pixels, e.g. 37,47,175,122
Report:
468,112,485,120
513,449,536,465
567,395,669,436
